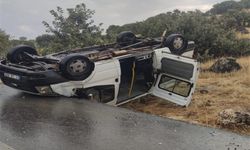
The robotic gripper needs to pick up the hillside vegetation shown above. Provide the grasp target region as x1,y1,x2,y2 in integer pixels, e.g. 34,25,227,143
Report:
106,0,250,59
123,56,250,135
1,0,250,59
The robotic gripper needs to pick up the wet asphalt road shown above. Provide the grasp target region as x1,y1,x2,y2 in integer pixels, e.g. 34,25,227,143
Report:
0,85,249,150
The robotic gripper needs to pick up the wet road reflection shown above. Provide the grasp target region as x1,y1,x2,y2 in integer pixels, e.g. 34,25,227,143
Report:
0,85,249,150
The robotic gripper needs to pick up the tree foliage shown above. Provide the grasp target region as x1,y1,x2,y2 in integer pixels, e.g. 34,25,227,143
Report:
209,0,250,15
0,29,36,57
209,1,242,14
35,34,56,55
240,0,250,9
106,10,250,58
10,37,35,48
208,0,250,29
41,3,104,54
0,29,10,57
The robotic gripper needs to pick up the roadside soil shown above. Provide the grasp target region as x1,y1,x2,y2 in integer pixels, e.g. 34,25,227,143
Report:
122,56,250,135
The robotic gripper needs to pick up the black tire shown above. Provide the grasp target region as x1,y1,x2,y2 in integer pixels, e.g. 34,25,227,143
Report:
59,55,95,81
116,31,137,47
7,45,38,63
163,34,188,55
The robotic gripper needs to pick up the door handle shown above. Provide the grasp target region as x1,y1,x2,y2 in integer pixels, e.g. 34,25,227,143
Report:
168,93,172,96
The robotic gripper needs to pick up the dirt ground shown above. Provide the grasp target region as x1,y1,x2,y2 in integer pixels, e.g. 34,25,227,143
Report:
122,56,250,135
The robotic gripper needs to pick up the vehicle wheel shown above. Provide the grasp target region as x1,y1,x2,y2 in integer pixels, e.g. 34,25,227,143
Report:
163,34,188,55
117,31,137,47
7,45,38,63
59,55,95,81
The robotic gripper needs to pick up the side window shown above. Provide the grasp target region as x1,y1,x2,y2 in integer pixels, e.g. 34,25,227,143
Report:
158,75,192,97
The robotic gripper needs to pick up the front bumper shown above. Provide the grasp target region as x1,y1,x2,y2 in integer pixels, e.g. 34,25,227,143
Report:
0,60,67,95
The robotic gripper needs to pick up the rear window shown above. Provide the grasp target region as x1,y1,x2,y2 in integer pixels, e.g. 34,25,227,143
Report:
158,75,192,97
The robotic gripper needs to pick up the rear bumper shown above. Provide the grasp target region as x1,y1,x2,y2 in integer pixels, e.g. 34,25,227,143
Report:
0,60,67,94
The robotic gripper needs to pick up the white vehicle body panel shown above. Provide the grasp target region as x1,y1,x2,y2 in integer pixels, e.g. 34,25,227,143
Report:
51,59,121,105
151,48,199,106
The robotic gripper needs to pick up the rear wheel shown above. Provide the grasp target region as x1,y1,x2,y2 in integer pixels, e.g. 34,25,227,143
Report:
117,31,137,47
7,45,38,63
59,55,95,81
163,34,188,55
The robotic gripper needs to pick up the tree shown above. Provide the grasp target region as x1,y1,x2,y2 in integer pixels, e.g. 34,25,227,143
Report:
35,34,56,55
106,25,122,42
10,36,35,48
106,10,247,59
36,34,55,48
209,1,243,14
19,36,27,41
42,3,104,53
0,29,10,57
239,0,250,9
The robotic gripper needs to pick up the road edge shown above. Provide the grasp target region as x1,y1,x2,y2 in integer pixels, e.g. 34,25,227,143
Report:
0,141,15,150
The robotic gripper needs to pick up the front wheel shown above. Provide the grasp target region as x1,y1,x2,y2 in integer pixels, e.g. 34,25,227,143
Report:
59,55,95,81
7,45,38,63
163,34,188,55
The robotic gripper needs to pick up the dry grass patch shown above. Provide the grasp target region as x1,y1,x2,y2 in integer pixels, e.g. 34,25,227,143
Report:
236,27,250,39
122,56,250,135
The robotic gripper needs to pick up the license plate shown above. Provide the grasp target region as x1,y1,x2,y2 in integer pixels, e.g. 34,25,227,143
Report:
4,73,21,80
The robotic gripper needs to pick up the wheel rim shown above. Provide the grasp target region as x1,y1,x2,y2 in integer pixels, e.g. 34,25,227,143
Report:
69,59,87,74
173,37,184,49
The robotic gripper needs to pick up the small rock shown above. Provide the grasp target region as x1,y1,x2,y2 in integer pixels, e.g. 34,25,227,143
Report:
218,109,250,126
209,131,216,136
210,57,241,73
200,89,209,94
198,86,216,94
204,100,212,106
